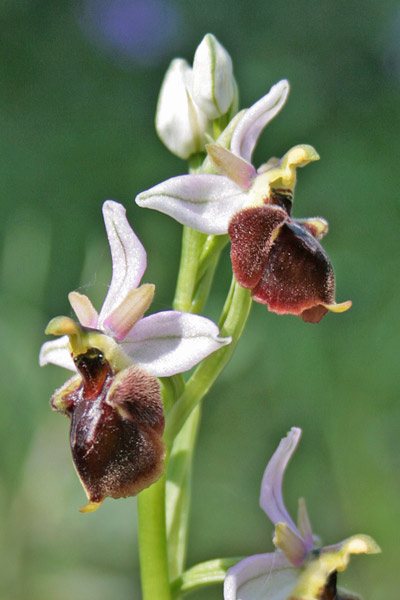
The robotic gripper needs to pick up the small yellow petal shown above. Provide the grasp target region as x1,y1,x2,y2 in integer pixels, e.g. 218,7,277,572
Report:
279,145,319,188
79,500,103,514
249,144,320,206
285,144,320,168
45,316,89,356
274,522,307,567
323,300,352,314
45,316,80,337
296,217,329,240
339,534,381,561
68,291,98,328
297,498,314,547
206,143,256,189
105,284,155,341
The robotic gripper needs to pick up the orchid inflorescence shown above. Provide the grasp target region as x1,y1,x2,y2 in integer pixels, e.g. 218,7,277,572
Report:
40,33,378,599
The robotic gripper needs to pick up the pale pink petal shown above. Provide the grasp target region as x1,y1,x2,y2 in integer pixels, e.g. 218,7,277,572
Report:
102,284,155,341
136,174,248,235
121,310,231,376
273,522,307,567
206,144,256,189
68,291,99,328
231,80,290,162
297,498,314,553
39,336,76,371
224,552,295,600
259,427,302,536
99,200,147,326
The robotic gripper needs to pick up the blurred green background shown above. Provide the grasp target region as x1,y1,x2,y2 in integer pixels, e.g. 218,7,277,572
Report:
1,0,399,598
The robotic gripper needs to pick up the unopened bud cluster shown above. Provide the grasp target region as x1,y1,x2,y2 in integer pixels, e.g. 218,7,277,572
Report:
155,33,237,159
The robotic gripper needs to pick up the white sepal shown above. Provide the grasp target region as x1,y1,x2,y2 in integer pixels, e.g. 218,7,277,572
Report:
39,336,75,371
136,173,247,235
122,311,231,377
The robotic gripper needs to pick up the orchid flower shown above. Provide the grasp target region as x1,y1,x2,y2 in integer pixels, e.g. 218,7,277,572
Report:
224,428,380,600
39,200,230,512
137,80,351,323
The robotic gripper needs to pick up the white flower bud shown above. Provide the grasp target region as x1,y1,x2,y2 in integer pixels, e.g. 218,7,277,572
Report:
192,33,235,119
155,58,210,159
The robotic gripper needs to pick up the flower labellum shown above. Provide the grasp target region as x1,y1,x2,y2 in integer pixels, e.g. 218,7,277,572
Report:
47,318,165,513
227,190,350,323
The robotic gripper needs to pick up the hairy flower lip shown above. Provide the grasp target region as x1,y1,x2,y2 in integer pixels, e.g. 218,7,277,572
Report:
228,205,351,323
51,357,166,511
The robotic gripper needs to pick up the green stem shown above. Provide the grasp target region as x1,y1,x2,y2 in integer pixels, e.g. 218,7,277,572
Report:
197,234,229,280
166,404,202,580
138,468,172,600
165,281,252,444
167,228,230,583
190,253,219,314
137,104,243,600
173,227,206,312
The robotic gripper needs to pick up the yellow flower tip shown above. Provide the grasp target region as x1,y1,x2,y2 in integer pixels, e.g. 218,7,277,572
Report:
45,316,90,356
323,300,352,314
45,316,81,337
304,217,329,239
79,500,103,514
286,144,320,168
343,534,381,557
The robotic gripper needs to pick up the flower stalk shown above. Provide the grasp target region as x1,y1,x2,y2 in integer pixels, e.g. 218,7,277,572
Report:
173,226,207,312
138,468,172,600
165,280,252,444
138,106,253,596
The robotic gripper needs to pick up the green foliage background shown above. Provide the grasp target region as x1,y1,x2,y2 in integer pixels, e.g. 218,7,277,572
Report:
0,1,398,598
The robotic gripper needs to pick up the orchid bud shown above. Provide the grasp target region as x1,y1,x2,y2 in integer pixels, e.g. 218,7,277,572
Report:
192,33,236,119
155,58,210,159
